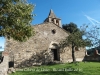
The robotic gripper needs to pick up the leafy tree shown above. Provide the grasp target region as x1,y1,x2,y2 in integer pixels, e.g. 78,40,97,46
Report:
62,22,91,62
82,24,100,48
63,22,79,33
0,0,35,42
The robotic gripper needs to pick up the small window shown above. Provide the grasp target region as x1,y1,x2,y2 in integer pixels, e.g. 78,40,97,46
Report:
52,29,56,34
56,20,59,25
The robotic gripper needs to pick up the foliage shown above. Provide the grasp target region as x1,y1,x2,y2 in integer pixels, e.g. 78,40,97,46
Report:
10,62,100,75
81,24,100,48
62,22,91,48
63,22,79,33
61,22,91,62
0,0,35,42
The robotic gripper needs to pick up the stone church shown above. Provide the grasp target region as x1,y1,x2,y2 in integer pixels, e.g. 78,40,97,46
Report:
4,9,85,67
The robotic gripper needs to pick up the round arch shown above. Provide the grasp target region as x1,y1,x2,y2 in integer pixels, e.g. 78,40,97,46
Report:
49,42,60,61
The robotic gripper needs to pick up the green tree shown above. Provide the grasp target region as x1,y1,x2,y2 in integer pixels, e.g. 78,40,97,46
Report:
0,0,35,42
62,22,91,62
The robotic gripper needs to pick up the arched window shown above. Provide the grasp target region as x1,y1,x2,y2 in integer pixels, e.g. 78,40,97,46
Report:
56,20,59,25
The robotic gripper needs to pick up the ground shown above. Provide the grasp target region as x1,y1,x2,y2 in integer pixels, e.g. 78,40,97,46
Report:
9,62,100,75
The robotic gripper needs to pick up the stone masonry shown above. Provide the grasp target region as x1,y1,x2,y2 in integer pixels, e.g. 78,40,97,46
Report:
0,52,9,75
4,9,86,68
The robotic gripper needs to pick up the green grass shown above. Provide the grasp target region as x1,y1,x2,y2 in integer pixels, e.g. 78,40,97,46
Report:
10,62,100,75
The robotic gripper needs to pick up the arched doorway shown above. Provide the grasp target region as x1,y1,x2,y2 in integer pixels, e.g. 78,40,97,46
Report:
49,42,60,61
51,49,59,60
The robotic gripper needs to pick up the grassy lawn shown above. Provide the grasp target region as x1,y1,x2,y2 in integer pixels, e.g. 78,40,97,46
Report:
10,62,100,75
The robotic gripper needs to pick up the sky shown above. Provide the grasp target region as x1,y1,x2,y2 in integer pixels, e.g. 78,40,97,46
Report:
0,0,100,51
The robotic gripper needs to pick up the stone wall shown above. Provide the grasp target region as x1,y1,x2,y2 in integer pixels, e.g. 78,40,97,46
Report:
84,50,100,61
85,55,100,61
4,22,85,67
0,52,9,75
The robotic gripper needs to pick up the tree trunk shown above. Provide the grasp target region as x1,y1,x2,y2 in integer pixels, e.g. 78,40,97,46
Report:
72,44,76,62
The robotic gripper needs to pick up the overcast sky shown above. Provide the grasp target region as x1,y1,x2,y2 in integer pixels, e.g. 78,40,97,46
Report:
1,0,100,51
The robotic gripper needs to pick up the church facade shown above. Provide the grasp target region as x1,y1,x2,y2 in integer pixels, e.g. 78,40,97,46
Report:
4,9,85,67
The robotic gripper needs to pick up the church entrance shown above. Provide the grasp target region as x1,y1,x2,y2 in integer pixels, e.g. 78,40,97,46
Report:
51,49,59,61
49,42,60,61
